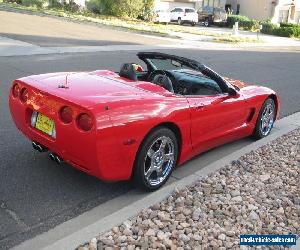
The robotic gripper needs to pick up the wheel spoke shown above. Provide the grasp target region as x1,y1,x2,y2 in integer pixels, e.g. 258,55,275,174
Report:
145,163,155,179
163,153,174,162
159,138,168,152
147,148,155,158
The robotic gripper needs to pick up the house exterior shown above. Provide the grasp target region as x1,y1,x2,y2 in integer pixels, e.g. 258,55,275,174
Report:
225,0,300,23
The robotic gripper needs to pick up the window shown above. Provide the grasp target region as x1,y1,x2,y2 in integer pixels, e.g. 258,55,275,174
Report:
185,8,196,13
172,8,183,12
295,11,300,24
177,72,222,96
278,9,289,22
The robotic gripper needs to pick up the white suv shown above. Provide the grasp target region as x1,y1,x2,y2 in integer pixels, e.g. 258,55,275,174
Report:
170,7,198,26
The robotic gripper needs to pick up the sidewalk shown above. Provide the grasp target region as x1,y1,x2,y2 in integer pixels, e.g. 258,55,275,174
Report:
79,128,300,249
169,25,300,47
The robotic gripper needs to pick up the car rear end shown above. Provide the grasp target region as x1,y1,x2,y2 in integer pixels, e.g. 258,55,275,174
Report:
154,10,171,23
9,78,101,176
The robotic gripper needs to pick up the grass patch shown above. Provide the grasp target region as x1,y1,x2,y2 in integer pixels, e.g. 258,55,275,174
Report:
214,36,262,43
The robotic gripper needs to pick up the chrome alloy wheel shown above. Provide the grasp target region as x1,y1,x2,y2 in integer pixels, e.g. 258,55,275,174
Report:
144,136,175,186
260,102,275,136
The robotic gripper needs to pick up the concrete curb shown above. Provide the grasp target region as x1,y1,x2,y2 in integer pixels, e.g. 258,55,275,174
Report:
13,112,300,250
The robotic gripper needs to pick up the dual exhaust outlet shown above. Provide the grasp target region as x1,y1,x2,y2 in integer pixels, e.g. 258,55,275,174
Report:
32,142,63,164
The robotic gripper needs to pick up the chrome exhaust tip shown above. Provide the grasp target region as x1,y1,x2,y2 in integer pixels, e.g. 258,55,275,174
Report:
32,142,48,152
32,141,38,150
49,153,63,164
49,153,56,161
55,156,62,164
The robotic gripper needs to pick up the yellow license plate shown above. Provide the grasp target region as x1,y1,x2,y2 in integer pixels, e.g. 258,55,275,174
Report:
35,113,55,136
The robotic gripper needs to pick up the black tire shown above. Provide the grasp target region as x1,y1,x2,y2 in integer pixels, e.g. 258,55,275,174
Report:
132,127,178,191
191,22,196,26
253,98,276,139
178,18,182,25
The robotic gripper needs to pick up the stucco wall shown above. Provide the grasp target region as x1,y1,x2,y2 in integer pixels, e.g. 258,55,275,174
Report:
239,0,273,20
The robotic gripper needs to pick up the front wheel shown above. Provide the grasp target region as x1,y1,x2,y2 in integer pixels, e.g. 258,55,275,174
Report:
132,127,178,191
253,98,276,139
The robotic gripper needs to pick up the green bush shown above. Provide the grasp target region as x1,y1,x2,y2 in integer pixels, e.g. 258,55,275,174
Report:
261,20,300,37
3,0,22,4
86,0,102,14
86,0,154,18
48,0,62,8
63,1,79,12
273,27,294,37
21,0,44,8
261,20,278,34
227,14,258,30
280,22,300,28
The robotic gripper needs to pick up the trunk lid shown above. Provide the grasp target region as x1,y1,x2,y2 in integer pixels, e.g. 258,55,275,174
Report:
18,71,147,107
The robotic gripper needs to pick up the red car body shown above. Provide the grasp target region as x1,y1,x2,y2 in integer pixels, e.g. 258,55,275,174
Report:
9,53,280,182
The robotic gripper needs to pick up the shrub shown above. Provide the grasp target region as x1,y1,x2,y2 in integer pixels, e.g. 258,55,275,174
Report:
261,20,300,37
86,0,102,14
227,14,258,30
280,22,300,28
48,0,62,8
21,0,44,8
63,1,79,12
86,0,154,18
3,0,22,4
261,20,278,34
273,27,294,37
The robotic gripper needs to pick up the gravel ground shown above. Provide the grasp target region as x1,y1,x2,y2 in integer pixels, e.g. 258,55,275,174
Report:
79,129,300,250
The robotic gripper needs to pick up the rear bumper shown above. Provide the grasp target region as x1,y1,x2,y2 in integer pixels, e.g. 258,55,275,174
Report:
8,81,125,181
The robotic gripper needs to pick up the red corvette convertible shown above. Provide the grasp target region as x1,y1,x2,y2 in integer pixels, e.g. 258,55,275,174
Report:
9,52,280,191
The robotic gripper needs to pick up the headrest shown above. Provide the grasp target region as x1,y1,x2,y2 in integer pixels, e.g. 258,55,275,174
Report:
119,63,138,81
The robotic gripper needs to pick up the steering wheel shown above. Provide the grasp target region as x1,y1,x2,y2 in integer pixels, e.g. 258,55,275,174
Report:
147,69,166,82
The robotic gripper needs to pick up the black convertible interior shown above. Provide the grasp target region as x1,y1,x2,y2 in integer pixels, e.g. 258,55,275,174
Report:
118,52,232,96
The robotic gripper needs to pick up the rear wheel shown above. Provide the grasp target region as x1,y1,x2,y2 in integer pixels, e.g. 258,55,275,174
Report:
132,127,178,191
253,98,276,139
178,18,182,25
191,22,196,26
204,18,209,27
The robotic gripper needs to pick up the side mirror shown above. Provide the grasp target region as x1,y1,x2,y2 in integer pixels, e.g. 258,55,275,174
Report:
227,87,238,96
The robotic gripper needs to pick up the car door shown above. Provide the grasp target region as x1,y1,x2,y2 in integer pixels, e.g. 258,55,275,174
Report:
185,76,248,155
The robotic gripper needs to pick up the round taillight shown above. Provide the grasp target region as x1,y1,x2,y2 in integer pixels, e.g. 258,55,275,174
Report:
20,88,28,103
59,106,73,124
77,113,93,131
12,84,20,98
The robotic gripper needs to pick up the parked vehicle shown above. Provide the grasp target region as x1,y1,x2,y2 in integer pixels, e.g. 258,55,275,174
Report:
198,6,228,27
9,52,280,191
153,10,171,24
170,7,198,26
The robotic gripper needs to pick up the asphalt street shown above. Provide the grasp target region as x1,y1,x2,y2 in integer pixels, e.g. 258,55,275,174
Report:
0,10,170,47
0,9,300,250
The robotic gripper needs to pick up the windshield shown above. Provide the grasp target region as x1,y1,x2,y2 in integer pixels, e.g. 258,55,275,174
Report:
148,58,191,71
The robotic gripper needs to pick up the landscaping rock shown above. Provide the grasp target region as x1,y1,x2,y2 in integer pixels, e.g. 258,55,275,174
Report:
78,129,300,249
